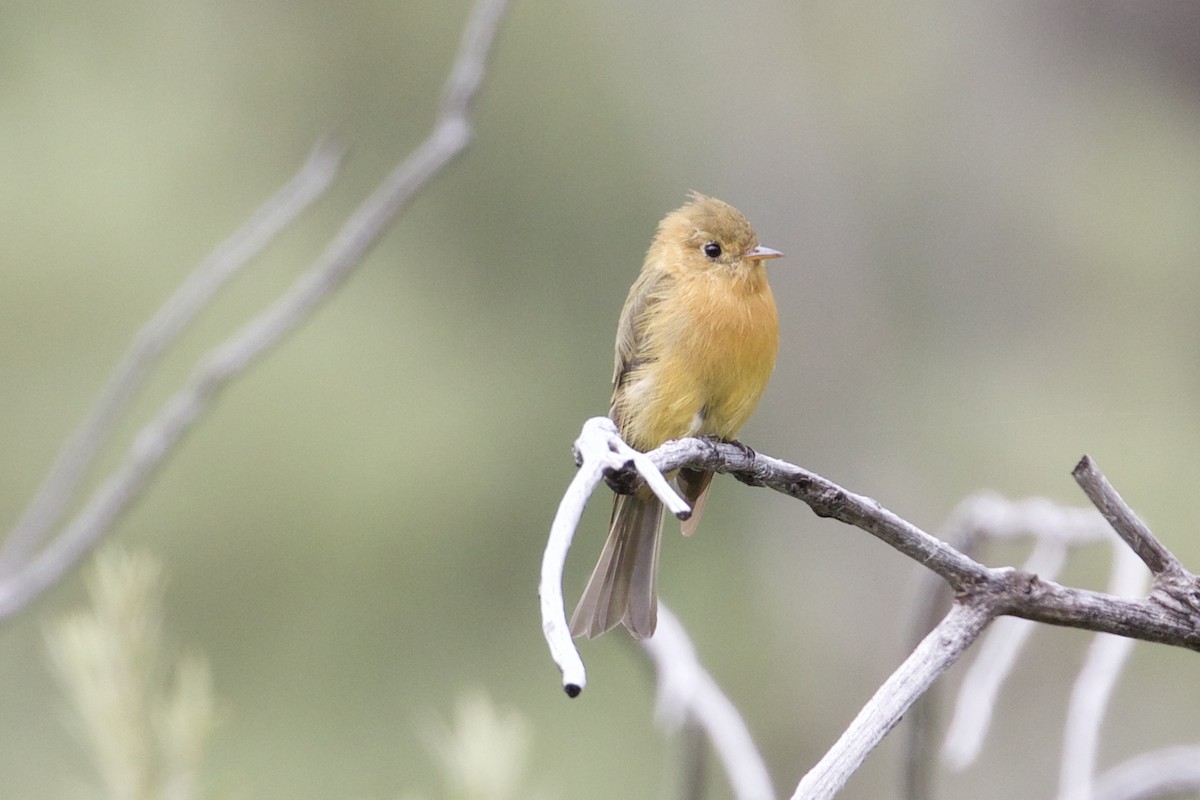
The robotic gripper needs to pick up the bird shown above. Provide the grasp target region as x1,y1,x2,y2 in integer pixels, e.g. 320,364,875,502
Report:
570,193,782,639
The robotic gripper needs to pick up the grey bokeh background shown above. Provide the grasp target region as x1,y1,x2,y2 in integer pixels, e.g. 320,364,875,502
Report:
2,2,1200,797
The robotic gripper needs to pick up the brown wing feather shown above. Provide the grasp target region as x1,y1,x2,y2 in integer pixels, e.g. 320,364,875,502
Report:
610,267,674,420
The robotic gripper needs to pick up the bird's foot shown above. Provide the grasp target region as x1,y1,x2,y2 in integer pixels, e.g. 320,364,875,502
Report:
700,435,756,459
701,436,763,486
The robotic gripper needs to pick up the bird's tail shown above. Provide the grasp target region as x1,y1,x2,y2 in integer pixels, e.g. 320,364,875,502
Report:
570,487,664,639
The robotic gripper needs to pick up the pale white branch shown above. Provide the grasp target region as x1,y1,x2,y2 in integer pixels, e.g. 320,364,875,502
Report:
943,492,1114,546
1057,543,1147,800
1093,745,1200,800
939,494,1146,778
941,537,1068,770
539,417,689,696
934,493,1151,795
642,603,774,800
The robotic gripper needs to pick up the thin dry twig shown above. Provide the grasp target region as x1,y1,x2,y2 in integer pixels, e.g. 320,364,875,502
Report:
1071,456,1183,580
1072,455,1200,628
0,0,512,624
792,601,996,800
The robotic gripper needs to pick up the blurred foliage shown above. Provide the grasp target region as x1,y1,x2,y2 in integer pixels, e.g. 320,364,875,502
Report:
2,1,1200,798
46,548,217,800
405,690,543,800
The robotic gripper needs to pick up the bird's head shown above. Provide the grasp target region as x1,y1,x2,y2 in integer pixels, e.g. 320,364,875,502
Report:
652,192,782,276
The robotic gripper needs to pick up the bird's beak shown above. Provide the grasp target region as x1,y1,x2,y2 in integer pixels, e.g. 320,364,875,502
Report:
746,245,783,261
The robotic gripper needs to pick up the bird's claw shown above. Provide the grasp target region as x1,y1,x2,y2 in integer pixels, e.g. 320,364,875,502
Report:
701,436,763,485
700,435,756,459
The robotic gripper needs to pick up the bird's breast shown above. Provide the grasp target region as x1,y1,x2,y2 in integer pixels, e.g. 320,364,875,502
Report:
617,268,779,448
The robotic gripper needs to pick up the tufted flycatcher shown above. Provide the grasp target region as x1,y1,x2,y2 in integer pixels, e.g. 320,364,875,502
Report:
570,193,782,639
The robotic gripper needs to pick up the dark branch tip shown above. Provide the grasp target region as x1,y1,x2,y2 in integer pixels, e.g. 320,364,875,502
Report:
602,461,640,494
1072,454,1094,477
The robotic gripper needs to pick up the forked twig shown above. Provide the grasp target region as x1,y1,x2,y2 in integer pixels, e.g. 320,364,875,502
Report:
544,424,1200,799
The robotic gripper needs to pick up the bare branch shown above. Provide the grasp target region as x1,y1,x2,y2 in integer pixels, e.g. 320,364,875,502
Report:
651,438,986,590
647,438,1200,652
902,496,991,800
907,493,1119,799
791,601,996,800
0,0,512,625
546,425,1200,798
1057,544,1147,800
942,538,1069,771
930,499,1148,795
0,141,344,577
1072,455,1183,579
642,604,774,800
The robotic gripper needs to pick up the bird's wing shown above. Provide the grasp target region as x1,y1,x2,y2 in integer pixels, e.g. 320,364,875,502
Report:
611,267,673,405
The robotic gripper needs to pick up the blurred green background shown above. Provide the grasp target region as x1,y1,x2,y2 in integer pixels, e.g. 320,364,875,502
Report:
2,1,1200,797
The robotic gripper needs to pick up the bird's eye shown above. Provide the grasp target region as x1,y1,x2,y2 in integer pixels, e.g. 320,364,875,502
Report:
703,242,722,259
